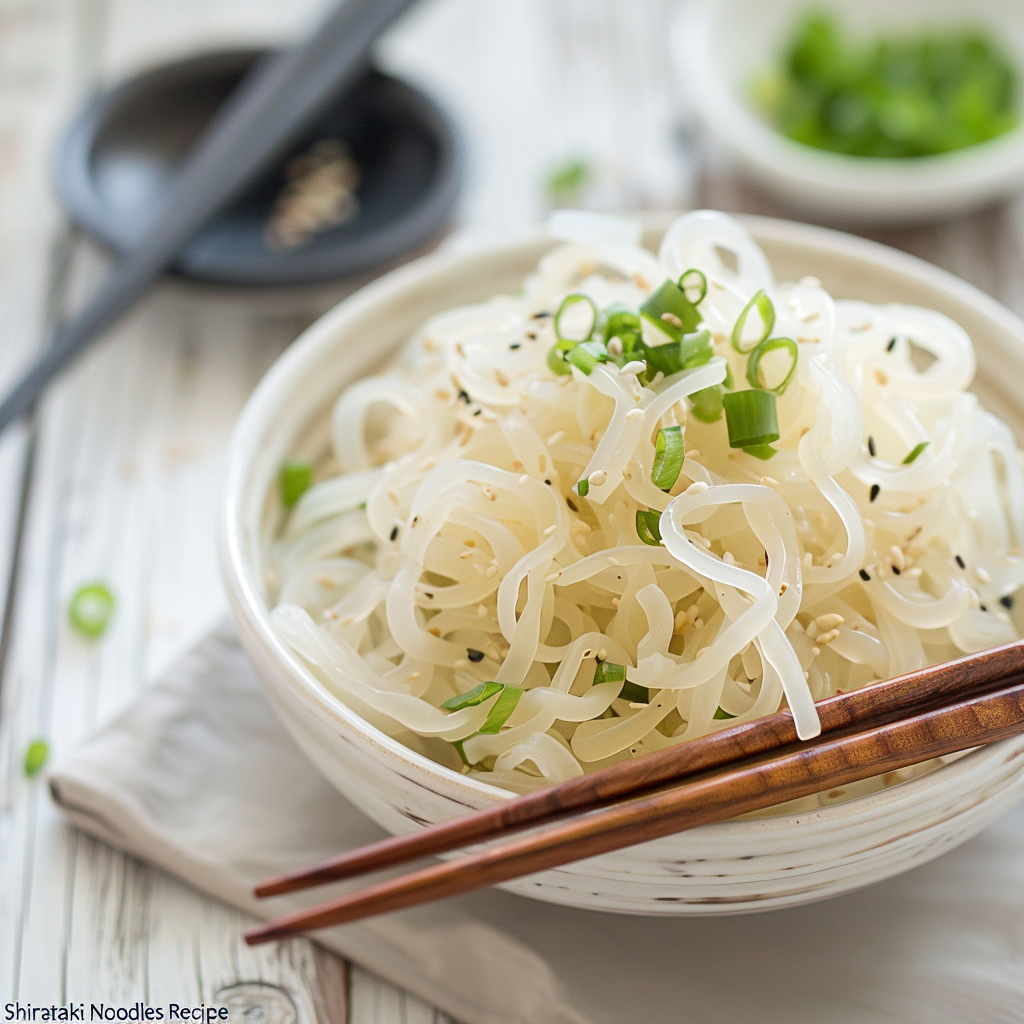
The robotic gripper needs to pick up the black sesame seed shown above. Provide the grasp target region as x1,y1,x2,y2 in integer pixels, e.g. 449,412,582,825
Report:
867,436,876,457
466,648,484,663
532,311,552,319
869,483,880,502
544,479,552,485
457,389,470,403
1001,595,1015,609
887,337,897,352
473,408,482,416
891,565,901,575
526,332,538,340
389,525,399,542
981,604,988,612
955,554,966,569
566,498,578,512
859,569,871,581
510,343,521,350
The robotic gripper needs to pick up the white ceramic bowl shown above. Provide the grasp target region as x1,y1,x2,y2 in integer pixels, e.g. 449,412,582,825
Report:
673,0,1024,224
220,216,1024,915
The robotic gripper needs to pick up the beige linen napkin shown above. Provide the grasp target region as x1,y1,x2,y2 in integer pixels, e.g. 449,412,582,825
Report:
49,622,1024,1024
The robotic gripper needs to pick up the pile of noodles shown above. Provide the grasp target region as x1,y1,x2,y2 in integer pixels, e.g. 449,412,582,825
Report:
269,210,1024,799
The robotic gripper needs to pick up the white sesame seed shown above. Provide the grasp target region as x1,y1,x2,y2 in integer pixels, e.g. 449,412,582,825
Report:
477,604,488,617
597,648,608,661
543,524,558,535
890,546,906,571
685,481,708,495
607,337,623,357
519,474,530,485
815,613,844,631
626,408,644,420
544,572,561,583
975,566,992,583
759,476,779,488
485,565,498,577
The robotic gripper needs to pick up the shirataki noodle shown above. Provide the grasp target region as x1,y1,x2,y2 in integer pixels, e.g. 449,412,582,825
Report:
269,211,1024,798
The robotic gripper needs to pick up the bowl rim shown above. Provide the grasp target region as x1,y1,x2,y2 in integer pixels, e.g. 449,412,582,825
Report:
220,212,1024,830
672,0,1024,204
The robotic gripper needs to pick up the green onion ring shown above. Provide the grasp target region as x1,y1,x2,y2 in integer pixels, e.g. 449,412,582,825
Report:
68,582,116,640
651,426,685,491
678,268,708,305
554,293,597,347
746,336,799,394
635,509,663,546
723,389,780,449
731,290,775,353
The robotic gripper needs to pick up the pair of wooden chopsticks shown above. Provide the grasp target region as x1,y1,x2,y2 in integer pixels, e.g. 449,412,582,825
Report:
245,638,1024,945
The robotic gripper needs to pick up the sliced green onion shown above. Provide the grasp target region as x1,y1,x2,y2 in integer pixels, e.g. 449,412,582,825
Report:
680,328,713,369
68,582,116,640
441,681,503,711
678,268,708,305
636,509,663,546
743,443,778,460
24,739,49,778
723,361,734,390
602,306,643,356
566,339,608,375
651,426,685,491
640,280,701,340
746,336,799,394
723,389,780,449
690,385,724,423
555,293,597,345
547,344,573,375
478,685,523,733
620,680,650,703
451,739,470,766
576,478,590,497
712,707,737,720
903,441,930,464
281,460,314,509
594,661,626,685
731,290,775,353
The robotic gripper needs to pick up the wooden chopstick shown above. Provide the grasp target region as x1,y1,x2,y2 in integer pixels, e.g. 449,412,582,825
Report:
254,638,1024,898
245,675,1024,945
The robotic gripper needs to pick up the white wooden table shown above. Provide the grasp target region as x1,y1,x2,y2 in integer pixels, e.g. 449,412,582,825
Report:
1,0,1023,1018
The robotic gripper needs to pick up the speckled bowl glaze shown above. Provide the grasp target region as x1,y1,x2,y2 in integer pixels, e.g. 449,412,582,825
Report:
220,216,1024,915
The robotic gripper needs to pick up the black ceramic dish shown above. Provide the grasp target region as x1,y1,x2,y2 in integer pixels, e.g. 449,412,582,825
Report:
55,49,462,285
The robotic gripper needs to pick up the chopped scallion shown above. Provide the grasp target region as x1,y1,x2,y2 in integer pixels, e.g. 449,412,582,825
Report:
620,680,650,703
441,681,503,711
547,344,573,375
602,306,643,357
594,661,626,685
903,441,930,464
566,339,608,375
636,509,663,546
478,685,523,733
68,582,116,640
723,389,780,449
640,280,701,340
281,460,314,509
731,290,775,353
690,385,724,423
746,336,799,394
24,739,49,778
576,478,590,497
554,293,597,345
743,443,778,460
651,426,685,491
678,268,708,305
712,707,737,720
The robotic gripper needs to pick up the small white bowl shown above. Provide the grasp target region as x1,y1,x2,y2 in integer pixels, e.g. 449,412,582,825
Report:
673,0,1024,224
220,217,1024,915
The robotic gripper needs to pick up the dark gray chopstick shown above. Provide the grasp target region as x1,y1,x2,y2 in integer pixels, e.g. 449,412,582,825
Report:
0,0,418,432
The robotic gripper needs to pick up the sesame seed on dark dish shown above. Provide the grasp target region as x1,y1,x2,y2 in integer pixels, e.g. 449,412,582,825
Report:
955,554,966,569
859,569,871,581
867,436,876,457
389,525,399,542
466,648,484,663
1001,595,1015,609
887,337,897,352
869,483,880,502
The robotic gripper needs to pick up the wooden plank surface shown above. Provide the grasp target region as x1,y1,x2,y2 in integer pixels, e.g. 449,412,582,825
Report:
0,0,1022,1020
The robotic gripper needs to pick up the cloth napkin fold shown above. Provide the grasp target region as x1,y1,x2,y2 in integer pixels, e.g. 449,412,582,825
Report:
50,622,1024,1024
